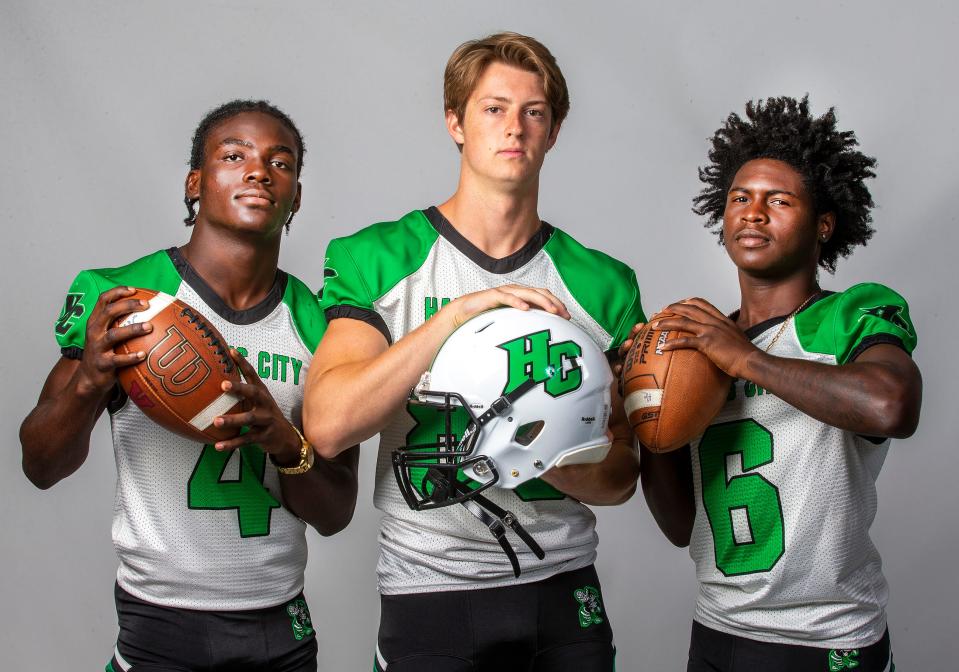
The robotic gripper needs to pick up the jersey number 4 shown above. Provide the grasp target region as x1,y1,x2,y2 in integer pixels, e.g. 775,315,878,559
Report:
188,444,280,537
699,419,785,576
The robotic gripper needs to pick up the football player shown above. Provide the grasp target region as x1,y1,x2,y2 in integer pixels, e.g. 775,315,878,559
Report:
636,96,922,671
20,100,360,672
303,33,645,671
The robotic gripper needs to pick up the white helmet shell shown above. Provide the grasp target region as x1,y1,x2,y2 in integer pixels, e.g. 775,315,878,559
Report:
404,307,613,492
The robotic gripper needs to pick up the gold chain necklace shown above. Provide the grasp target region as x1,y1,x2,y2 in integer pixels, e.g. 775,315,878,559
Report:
763,291,819,353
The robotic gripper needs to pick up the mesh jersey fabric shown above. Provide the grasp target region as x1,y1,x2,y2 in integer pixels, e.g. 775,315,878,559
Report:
320,208,644,594
54,248,325,610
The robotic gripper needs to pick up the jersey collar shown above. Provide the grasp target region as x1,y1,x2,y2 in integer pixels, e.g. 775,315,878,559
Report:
732,290,833,340
166,247,288,325
423,206,554,275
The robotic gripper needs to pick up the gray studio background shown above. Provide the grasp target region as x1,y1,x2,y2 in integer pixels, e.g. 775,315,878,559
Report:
2,1,956,669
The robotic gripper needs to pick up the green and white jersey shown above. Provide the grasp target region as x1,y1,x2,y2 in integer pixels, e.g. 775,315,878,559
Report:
689,283,917,649
321,207,644,594
55,248,325,611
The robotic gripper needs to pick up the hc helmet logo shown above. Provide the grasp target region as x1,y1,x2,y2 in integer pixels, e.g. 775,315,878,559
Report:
147,326,211,396
497,329,583,398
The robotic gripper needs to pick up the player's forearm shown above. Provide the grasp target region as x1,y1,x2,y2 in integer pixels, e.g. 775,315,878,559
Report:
305,312,457,458
279,446,359,535
20,381,105,489
740,350,921,438
640,445,694,547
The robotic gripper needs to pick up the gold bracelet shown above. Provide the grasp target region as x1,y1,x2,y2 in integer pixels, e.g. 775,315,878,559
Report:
270,422,315,475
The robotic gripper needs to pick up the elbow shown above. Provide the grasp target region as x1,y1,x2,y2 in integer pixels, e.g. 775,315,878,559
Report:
665,529,692,549
862,360,923,440
872,387,922,440
588,460,640,506
23,467,56,490
315,512,354,537
304,417,348,461
606,480,638,506
649,504,693,548
311,434,346,461
311,498,357,537
302,380,361,460
21,457,59,490
20,432,58,490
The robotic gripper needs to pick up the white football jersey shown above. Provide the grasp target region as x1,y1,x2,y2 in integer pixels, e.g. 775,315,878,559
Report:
321,208,644,594
688,284,917,649
56,248,325,610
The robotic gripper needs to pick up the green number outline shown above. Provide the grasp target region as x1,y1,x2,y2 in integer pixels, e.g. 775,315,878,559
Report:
187,443,281,538
698,418,785,576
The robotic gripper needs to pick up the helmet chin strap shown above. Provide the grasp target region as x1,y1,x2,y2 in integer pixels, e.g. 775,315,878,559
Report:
450,478,545,577
474,376,539,427
461,375,547,575
423,374,548,576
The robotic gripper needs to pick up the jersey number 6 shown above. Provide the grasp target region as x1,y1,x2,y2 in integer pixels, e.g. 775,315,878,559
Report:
699,419,785,576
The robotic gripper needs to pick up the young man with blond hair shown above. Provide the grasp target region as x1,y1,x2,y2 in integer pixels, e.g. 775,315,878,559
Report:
304,33,644,670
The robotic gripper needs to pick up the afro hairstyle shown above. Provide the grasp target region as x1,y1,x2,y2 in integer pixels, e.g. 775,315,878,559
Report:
692,95,877,273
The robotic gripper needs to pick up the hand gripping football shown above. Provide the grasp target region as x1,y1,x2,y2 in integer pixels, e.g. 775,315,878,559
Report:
113,288,243,443
620,316,731,452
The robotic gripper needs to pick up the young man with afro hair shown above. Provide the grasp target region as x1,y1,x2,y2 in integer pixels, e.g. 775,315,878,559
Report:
636,96,922,671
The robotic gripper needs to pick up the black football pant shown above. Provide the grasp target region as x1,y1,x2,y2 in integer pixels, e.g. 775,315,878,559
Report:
108,583,317,672
375,564,615,672
687,620,893,672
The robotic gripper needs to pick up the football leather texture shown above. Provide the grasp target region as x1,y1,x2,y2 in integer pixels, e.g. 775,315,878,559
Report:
621,316,731,452
113,288,243,443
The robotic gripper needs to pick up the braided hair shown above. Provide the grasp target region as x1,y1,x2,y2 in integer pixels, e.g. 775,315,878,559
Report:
184,100,305,231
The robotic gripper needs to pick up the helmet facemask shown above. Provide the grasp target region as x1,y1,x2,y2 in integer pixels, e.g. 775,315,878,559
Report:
392,387,497,511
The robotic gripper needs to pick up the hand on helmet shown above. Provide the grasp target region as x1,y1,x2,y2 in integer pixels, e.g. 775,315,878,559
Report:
441,285,570,328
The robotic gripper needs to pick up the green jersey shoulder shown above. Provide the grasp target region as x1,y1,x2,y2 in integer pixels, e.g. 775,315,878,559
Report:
282,273,326,353
320,210,438,313
542,228,644,349
794,282,917,363
320,209,644,349
55,250,182,352
55,249,325,355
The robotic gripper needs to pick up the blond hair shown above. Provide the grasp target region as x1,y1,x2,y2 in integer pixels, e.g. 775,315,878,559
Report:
444,32,570,131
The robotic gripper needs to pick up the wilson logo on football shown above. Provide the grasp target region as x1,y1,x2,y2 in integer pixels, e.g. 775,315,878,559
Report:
147,326,212,397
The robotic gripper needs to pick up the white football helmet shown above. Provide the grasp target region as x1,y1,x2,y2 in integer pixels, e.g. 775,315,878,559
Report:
392,307,614,512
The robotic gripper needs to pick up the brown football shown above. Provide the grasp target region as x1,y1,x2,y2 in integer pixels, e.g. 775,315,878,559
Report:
113,288,243,443
621,315,731,453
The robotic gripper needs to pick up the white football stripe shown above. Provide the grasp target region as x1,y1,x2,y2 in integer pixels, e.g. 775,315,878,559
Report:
113,646,132,671
189,391,242,431
624,388,663,416
117,292,176,327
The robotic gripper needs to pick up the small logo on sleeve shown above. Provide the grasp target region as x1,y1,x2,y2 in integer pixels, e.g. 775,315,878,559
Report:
323,257,338,281
55,293,85,335
859,305,913,336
